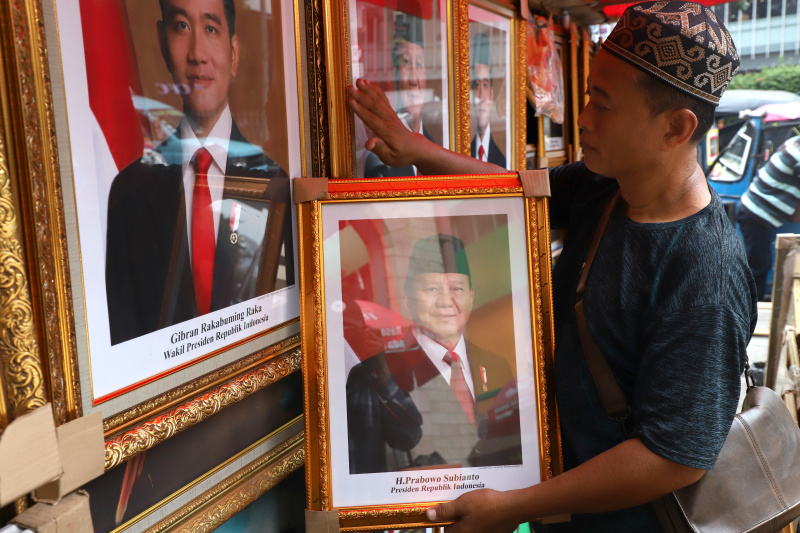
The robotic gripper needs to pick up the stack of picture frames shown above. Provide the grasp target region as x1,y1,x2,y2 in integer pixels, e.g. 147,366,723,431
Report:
301,1,560,530
0,0,559,530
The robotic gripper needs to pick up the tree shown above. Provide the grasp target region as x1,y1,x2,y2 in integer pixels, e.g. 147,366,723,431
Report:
729,64,800,94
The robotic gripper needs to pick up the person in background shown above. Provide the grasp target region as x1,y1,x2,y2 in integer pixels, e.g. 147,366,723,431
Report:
737,135,800,299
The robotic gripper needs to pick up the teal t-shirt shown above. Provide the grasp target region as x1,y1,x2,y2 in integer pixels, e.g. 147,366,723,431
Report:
537,162,757,532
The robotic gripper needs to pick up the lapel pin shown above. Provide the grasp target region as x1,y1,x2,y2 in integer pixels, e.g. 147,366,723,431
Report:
230,202,241,244
480,366,488,392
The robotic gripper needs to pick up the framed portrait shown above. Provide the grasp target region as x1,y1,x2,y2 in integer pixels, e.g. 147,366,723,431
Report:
82,376,304,532
323,0,460,178
467,1,526,170
297,174,558,530
0,0,310,477
51,0,303,406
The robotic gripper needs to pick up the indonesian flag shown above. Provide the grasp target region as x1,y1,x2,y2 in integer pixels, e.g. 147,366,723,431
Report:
79,0,144,171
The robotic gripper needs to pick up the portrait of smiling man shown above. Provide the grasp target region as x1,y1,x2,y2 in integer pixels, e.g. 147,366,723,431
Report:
470,31,506,168
364,11,439,177
104,0,294,346
345,233,521,474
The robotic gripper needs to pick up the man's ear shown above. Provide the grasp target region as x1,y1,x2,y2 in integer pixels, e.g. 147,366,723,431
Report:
157,20,172,72
230,34,240,78
663,108,698,150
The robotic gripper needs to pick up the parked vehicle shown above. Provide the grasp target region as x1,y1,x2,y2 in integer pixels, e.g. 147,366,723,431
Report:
705,90,800,298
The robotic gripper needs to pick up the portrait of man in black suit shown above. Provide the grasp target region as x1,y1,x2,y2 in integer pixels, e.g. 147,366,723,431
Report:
105,0,294,345
346,234,521,474
470,32,506,168
364,12,438,178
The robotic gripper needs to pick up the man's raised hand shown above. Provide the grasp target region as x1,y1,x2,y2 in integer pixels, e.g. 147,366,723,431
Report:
347,79,426,168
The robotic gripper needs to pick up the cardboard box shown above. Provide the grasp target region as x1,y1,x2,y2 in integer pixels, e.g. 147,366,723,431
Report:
0,404,61,507
34,412,104,503
12,491,92,533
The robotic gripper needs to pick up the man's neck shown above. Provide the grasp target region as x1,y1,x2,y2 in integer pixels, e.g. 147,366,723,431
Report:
617,152,710,223
184,107,227,139
477,122,489,142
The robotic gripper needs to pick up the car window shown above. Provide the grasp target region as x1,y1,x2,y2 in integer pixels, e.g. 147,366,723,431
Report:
708,122,753,182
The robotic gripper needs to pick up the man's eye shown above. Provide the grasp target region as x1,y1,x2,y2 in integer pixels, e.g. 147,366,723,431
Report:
471,81,479,90
173,20,189,31
206,25,219,34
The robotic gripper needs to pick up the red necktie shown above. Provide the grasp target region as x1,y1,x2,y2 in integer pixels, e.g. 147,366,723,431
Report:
478,145,485,162
443,351,475,424
192,148,216,316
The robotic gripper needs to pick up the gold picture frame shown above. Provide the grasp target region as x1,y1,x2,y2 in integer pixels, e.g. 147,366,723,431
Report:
297,174,558,530
322,0,529,179
318,0,469,178
0,0,316,479
111,416,305,533
466,0,527,171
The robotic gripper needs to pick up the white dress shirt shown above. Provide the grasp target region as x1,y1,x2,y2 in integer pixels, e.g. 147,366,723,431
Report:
475,123,491,162
414,328,476,399
179,106,233,262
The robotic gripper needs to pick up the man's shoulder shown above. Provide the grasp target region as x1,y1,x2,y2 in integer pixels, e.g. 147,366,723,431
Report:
228,120,288,178
638,191,756,320
466,341,513,372
109,156,181,203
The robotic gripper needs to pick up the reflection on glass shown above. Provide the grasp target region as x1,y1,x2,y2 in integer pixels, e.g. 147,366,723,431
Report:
340,216,522,475
718,127,752,177
350,0,449,178
104,0,295,345
469,6,511,169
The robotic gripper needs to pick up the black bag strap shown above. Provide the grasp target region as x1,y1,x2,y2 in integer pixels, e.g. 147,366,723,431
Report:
574,189,631,422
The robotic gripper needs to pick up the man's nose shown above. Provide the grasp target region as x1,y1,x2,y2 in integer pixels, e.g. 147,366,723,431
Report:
436,290,455,306
187,32,209,63
411,65,424,84
577,106,591,131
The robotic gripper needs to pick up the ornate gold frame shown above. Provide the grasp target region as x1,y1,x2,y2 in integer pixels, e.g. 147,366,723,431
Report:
323,0,466,178
466,0,528,170
297,174,558,530
115,416,305,533
0,0,315,483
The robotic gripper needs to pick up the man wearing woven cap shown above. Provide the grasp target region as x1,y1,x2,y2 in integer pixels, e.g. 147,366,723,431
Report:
347,1,757,531
365,11,438,177
470,32,506,168
346,234,520,474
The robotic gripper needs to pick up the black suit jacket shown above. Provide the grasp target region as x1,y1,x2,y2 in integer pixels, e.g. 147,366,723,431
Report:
364,127,436,177
105,122,293,345
471,132,507,168
346,329,522,474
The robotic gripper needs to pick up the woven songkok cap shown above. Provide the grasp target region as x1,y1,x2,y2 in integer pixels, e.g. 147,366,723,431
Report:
602,1,739,105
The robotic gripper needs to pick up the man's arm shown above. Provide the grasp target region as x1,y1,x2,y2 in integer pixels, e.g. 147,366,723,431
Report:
347,79,506,176
427,438,704,533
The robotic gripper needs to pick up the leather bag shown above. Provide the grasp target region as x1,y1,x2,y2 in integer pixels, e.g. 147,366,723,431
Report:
576,190,800,533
